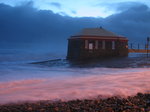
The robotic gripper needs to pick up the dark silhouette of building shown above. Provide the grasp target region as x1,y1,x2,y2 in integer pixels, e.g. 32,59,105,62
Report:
67,27,128,60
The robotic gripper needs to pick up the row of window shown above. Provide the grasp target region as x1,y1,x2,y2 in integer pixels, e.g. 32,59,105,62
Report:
85,40,115,50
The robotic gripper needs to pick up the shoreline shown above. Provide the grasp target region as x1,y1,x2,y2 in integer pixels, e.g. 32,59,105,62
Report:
0,92,150,112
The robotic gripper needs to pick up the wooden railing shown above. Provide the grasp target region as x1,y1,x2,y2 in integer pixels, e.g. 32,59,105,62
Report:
128,49,150,53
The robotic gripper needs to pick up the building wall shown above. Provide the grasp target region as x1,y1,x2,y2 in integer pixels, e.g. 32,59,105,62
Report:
67,38,128,60
67,39,83,59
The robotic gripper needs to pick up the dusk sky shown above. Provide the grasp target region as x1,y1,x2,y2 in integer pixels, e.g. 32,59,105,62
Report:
0,0,150,17
0,0,150,53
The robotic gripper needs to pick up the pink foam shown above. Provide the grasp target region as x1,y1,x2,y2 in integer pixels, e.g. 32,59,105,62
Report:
0,68,150,104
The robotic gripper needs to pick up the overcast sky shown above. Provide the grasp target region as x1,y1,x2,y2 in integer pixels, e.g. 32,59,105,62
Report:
0,0,150,53
0,0,150,17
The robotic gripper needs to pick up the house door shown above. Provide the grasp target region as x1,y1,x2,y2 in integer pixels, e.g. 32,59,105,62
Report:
89,43,93,50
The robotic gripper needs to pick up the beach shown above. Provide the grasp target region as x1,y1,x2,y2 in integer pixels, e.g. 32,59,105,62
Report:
0,53,150,111
0,93,150,112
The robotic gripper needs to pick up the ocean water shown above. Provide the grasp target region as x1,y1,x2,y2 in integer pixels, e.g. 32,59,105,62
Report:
0,49,150,104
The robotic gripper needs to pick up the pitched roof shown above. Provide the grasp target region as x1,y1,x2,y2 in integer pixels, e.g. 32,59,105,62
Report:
74,27,122,37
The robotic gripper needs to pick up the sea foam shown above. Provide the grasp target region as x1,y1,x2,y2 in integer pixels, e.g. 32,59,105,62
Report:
0,67,150,104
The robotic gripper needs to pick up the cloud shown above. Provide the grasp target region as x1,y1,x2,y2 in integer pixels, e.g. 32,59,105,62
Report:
116,2,146,11
49,2,62,9
71,10,77,15
0,2,150,53
103,4,150,43
94,1,148,16
0,3,101,53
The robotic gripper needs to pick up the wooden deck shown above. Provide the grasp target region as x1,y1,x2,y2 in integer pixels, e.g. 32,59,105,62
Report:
128,49,150,53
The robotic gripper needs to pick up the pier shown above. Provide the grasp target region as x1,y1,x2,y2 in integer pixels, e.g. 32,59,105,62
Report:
128,49,150,53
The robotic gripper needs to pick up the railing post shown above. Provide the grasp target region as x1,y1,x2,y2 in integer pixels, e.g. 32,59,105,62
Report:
131,43,133,49
138,43,140,51
147,37,150,58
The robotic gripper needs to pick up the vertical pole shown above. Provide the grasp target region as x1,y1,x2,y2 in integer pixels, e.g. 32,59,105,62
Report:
147,43,148,58
138,43,140,51
131,43,133,49
147,37,149,58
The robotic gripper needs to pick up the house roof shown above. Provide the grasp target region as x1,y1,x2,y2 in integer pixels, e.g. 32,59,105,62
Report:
70,27,128,40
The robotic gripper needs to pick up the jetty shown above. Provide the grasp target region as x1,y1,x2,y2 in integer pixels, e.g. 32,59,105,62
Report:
128,49,150,53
